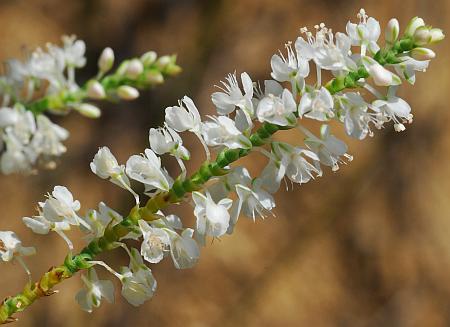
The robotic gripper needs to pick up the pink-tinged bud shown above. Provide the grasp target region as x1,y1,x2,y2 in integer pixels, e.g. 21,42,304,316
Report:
76,103,101,118
405,17,425,37
98,47,114,73
368,64,393,86
125,59,144,79
413,26,432,46
410,47,436,60
146,70,164,84
430,28,445,43
117,86,139,100
87,80,106,99
385,18,399,44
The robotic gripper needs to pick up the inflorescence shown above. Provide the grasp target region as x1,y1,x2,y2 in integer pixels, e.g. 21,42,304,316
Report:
0,10,444,324
0,35,181,175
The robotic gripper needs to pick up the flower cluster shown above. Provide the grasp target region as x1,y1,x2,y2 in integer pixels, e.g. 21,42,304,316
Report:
0,10,444,322
0,36,181,175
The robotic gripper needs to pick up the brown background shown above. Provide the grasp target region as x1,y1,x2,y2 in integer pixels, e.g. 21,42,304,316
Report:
0,0,449,326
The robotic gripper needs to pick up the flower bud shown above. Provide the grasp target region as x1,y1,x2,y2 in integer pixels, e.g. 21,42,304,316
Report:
98,47,114,73
146,70,164,84
413,26,432,46
86,80,106,99
140,51,157,66
369,64,394,86
117,85,139,100
156,55,172,69
125,59,144,79
385,18,400,44
410,47,436,60
430,28,445,44
76,103,101,118
405,17,425,37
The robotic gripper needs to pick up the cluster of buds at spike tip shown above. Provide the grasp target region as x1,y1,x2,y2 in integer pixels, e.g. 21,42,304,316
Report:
0,10,444,324
0,37,182,175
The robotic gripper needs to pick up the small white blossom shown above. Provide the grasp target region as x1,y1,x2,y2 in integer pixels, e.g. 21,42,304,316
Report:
138,220,171,264
256,88,297,126
0,231,35,263
372,95,412,131
82,202,123,242
192,192,232,246
271,42,309,92
211,72,254,115
298,87,334,121
149,126,190,160
165,96,202,134
75,268,114,313
346,9,381,54
304,125,353,171
119,248,157,306
201,115,252,149
90,147,138,202
126,149,172,193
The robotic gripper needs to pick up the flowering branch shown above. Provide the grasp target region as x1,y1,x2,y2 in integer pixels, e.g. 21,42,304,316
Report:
0,36,181,175
0,10,444,324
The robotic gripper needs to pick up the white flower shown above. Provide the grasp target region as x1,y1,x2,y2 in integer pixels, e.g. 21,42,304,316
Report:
298,87,334,121
228,178,275,234
372,96,412,131
82,202,123,242
296,26,356,71
1,131,34,175
119,248,157,307
138,220,170,264
75,268,114,313
201,115,251,149
165,96,201,134
393,56,429,85
59,35,86,68
90,147,124,180
304,125,352,171
42,186,85,226
256,88,297,126
166,228,200,269
126,149,172,193
271,42,309,92
31,115,69,156
337,92,373,139
274,142,322,185
22,215,52,235
0,231,35,262
346,9,381,54
211,72,254,115
149,126,190,160
362,56,401,86
192,192,232,246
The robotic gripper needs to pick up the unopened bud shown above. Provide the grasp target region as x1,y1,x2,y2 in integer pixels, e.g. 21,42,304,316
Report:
125,59,144,79
117,85,139,100
410,47,436,60
156,55,172,69
385,18,400,44
413,26,432,46
141,51,157,66
430,28,445,44
369,64,394,86
405,17,425,37
146,70,164,84
86,80,106,99
76,103,101,118
98,47,114,73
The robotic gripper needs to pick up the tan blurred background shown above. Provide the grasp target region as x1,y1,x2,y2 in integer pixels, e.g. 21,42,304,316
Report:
0,0,449,326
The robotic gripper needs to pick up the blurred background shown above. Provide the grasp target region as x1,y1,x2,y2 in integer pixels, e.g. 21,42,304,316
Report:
0,0,449,326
